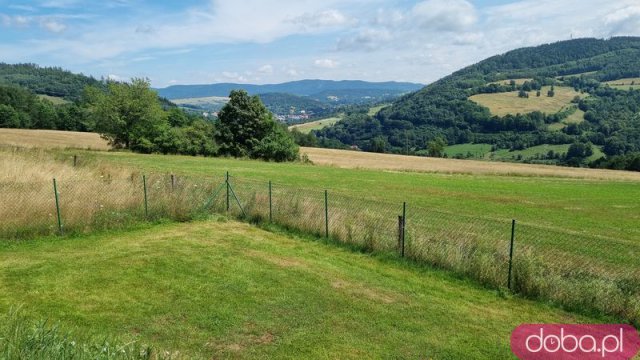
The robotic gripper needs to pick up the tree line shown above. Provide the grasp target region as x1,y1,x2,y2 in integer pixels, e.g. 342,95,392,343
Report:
0,78,299,162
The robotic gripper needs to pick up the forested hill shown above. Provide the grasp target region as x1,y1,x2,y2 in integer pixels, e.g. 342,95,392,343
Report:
156,80,423,101
316,37,640,170
0,63,102,101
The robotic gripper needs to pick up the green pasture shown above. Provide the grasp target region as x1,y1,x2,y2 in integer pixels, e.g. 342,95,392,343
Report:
0,220,599,359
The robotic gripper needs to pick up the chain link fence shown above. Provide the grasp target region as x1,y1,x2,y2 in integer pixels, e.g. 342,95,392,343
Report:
1,172,638,324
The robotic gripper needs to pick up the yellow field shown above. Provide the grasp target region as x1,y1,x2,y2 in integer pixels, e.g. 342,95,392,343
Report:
0,129,110,150
469,86,583,117
605,78,640,91
299,147,640,181
288,116,341,134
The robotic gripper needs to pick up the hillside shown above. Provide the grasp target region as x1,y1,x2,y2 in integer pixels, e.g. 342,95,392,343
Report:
0,63,102,100
316,37,640,170
155,79,423,104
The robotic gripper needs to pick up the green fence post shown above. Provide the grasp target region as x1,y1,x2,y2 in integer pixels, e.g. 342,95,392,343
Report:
226,172,230,212
269,181,273,222
508,219,516,290
401,202,406,257
53,178,63,234
143,175,148,218
324,190,329,238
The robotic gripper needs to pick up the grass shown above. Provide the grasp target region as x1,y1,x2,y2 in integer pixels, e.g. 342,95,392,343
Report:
67,149,640,241
0,128,110,150
0,219,601,359
444,143,493,158
605,78,640,91
491,144,571,160
288,116,342,134
37,94,70,105
469,86,583,117
367,104,389,116
489,78,532,86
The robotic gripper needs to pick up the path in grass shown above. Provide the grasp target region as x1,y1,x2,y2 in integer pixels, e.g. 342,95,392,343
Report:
0,220,599,359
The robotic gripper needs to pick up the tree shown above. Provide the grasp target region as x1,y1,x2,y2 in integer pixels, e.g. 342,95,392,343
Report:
0,104,21,128
427,137,446,157
216,90,298,161
369,136,387,153
547,85,555,97
518,90,529,98
90,78,168,153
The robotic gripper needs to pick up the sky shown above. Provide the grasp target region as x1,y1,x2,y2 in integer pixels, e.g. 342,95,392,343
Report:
0,0,639,88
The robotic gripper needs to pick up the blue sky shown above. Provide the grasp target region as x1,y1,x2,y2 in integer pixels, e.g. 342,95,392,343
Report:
1,0,639,87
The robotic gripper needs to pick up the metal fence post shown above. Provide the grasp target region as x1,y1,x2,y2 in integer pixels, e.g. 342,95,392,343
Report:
143,175,148,218
53,178,63,234
171,174,176,191
324,190,329,238
269,181,273,222
508,219,516,290
226,171,230,212
73,155,77,167
401,202,406,257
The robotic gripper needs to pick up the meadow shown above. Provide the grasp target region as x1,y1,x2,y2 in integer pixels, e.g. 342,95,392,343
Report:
2,130,640,328
0,220,600,359
288,116,342,134
605,77,640,91
469,86,583,117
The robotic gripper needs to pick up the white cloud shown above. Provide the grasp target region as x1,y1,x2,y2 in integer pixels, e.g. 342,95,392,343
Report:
258,64,274,74
604,5,640,36
289,9,352,30
107,74,124,81
40,19,67,33
314,59,339,69
411,0,477,31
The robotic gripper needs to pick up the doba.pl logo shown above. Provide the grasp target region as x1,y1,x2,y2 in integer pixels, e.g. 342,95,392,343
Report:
511,324,640,359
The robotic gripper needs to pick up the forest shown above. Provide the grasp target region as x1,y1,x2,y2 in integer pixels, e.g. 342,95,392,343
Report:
314,37,640,170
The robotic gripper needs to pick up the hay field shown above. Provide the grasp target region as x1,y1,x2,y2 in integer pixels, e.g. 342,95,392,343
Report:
469,86,583,117
0,129,110,150
299,147,640,181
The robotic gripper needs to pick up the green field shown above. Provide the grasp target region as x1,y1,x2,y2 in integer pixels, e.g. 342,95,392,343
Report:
288,116,342,134
444,143,493,158
0,219,598,359
37,94,70,105
367,104,390,116
65,150,640,242
469,86,583,117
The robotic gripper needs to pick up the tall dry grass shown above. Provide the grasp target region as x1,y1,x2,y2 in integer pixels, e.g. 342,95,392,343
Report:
0,148,223,239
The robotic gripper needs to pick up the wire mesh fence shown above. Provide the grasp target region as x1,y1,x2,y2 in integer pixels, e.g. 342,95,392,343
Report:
1,171,638,324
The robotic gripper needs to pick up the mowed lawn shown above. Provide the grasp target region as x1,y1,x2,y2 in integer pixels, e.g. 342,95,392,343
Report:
469,86,583,117
73,150,640,242
0,220,598,359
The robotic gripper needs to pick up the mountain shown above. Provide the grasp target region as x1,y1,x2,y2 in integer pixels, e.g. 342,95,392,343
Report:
155,80,423,103
0,63,102,101
316,37,640,169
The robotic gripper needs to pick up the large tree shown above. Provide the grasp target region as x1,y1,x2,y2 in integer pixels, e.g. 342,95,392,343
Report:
216,90,298,161
90,78,168,153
